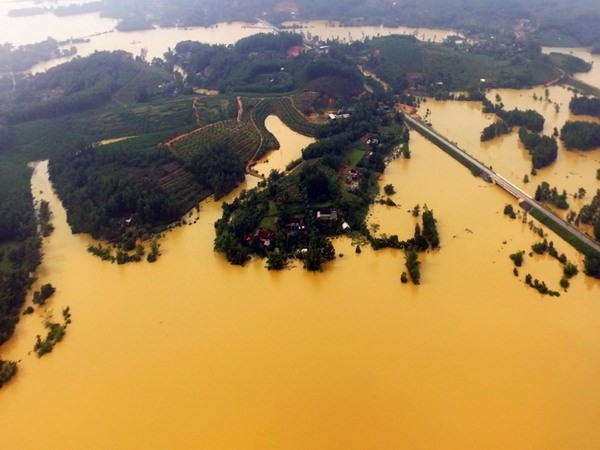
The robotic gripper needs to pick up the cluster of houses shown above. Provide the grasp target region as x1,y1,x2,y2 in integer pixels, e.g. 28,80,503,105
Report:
252,209,350,248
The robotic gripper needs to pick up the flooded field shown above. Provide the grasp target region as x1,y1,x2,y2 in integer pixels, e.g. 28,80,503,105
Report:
423,85,600,219
0,124,599,448
282,20,458,43
1,11,600,449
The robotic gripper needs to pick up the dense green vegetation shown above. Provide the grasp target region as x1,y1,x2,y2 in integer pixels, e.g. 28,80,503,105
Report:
214,98,407,270
483,99,545,132
0,360,17,388
560,121,600,150
168,33,363,97
577,189,600,241
360,34,559,94
0,39,76,73
518,128,558,169
534,182,569,209
547,53,592,75
99,0,600,48
0,157,41,346
33,307,71,358
569,96,600,118
49,142,197,241
481,121,510,142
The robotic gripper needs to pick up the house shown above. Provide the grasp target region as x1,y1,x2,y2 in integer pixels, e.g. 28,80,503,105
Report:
317,210,338,221
254,229,277,247
283,217,305,234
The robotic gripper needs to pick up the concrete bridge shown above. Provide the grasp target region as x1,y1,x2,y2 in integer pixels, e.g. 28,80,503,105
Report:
403,113,600,255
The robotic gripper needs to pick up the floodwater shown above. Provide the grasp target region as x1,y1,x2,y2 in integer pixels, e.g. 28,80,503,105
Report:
282,20,458,43
0,6,459,73
1,11,600,449
423,85,600,220
1,123,599,448
542,46,600,91
252,114,315,177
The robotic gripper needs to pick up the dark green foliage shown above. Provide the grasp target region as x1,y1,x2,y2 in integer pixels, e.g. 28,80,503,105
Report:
49,142,196,240
518,128,558,169
569,96,600,118
299,165,337,203
584,251,600,278
33,307,72,357
561,121,600,150
504,204,517,219
116,16,153,31
188,142,245,199
421,208,440,249
404,248,421,285
0,157,40,345
147,238,161,263
510,251,525,267
547,53,592,75
266,251,285,270
400,272,408,283
32,283,56,306
38,200,54,237
524,274,561,297
0,38,73,73
2,51,140,124
0,360,17,388
534,182,569,209
481,120,511,142
383,184,395,196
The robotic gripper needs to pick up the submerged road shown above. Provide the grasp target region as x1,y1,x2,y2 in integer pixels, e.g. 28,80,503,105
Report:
403,114,600,254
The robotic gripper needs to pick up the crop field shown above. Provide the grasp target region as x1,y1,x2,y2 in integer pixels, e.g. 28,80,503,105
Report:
195,96,237,126
171,120,261,163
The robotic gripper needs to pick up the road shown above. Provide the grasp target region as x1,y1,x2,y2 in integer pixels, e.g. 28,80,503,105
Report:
403,113,600,254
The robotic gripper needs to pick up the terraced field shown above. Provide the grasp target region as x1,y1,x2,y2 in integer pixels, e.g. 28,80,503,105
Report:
159,163,210,211
170,119,261,164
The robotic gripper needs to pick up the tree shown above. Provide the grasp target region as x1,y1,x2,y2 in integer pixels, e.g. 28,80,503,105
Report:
421,208,440,248
404,248,421,285
383,184,395,195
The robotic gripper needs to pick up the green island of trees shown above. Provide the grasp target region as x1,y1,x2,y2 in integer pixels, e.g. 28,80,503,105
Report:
561,121,600,150
569,96,600,118
518,128,558,169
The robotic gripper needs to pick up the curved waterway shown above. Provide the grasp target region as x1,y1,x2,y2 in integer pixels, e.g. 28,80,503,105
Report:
1,122,599,448
252,115,315,177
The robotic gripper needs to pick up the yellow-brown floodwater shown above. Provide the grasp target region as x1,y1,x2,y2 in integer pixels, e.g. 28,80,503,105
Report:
1,117,600,448
542,47,600,90
423,85,600,219
252,115,315,177
282,20,458,43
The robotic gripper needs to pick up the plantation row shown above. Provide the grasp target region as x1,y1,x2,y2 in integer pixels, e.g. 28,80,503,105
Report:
251,99,280,157
194,96,237,127
171,120,261,164
272,97,318,137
